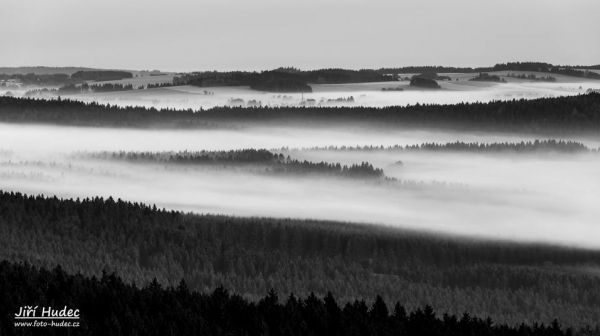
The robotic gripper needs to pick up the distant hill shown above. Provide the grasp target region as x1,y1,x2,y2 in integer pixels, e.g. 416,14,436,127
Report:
71,70,133,81
0,67,168,77
379,62,600,80
0,67,102,76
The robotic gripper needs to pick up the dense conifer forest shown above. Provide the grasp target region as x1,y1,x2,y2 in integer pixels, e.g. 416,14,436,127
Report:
409,77,441,89
1,93,600,134
78,149,384,179
173,70,312,93
1,260,590,335
1,191,599,331
469,73,506,83
277,140,597,154
70,71,133,82
174,68,391,91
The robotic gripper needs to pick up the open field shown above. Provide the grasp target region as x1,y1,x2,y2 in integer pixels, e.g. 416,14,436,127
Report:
13,69,585,110
55,78,600,110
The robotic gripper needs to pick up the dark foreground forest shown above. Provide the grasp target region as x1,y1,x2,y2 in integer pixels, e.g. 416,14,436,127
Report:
0,261,583,336
1,93,600,134
1,191,599,333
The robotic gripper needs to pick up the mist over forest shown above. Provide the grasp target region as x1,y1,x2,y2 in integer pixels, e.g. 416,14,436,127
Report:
1,119,600,249
3,63,600,334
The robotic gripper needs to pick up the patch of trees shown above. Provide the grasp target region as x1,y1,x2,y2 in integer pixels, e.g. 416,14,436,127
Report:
409,77,440,89
1,190,600,329
508,73,557,82
57,84,85,95
304,68,391,84
278,139,595,154
175,70,311,93
71,70,133,82
469,73,506,83
0,73,79,86
0,261,584,336
378,66,478,74
250,70,312,93
23,88,59,98
320,96,355,105
2,93,600,135
48,83,138,95
382,87,404,91
80,149,384,179
175,71,254,86
175,68,392,92
91,83,135,93
146,82,175,89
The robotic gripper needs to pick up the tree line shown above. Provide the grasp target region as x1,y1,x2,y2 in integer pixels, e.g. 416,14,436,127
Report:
174,68,392,92
409,77,440,89
277,140,595,154
2,93,600,134
507,73,557,82
79,149,384,179
175,70,312,93
71,70,133,82
469,73,506,83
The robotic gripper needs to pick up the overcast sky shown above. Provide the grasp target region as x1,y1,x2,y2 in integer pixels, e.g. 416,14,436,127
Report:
2,0,599,72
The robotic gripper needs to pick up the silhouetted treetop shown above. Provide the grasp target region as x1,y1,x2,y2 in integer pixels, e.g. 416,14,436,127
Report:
0,261,583,335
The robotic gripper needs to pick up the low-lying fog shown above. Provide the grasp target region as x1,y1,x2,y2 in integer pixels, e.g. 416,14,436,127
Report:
10,79,599,110
2,123,600,249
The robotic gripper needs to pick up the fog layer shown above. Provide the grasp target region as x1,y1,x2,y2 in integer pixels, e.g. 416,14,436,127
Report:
1,123,599,248
6,79,599,111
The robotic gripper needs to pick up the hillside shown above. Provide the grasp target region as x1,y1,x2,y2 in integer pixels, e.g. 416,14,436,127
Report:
1,190,599,329
0,66,103,76
0,260,580,335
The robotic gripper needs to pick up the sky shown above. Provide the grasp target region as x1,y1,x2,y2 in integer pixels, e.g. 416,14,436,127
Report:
2,0,599,72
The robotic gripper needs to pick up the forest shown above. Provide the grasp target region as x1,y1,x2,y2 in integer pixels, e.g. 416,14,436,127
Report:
409,77,441,89
0,260,587,335
469,73,506,83
279,140,596,154
507,73,557,82
174,70,312,93
2,93,600,134
70,70,133,82
78,149,385,179
1,190,600,332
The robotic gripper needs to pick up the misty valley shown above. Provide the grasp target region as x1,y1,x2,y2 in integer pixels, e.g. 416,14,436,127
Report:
2,65,600,335
2,130,600,248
